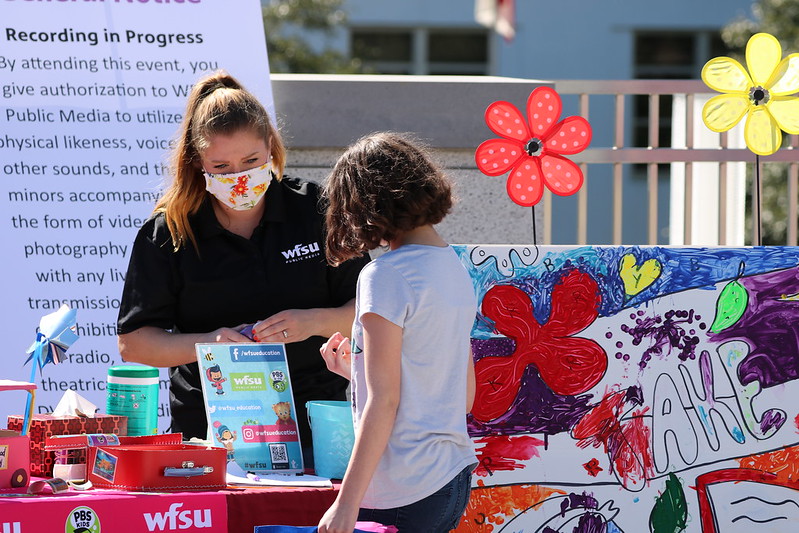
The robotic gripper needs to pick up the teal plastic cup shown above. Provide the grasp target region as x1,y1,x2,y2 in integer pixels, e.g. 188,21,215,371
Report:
306,400,355,479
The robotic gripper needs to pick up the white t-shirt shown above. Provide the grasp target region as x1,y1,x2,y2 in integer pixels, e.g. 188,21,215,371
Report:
351,244,477,509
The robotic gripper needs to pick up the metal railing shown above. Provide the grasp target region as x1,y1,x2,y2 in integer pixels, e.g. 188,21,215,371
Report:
550,80,799,246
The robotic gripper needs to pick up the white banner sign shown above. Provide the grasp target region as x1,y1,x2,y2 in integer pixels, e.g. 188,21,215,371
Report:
0,0,273,431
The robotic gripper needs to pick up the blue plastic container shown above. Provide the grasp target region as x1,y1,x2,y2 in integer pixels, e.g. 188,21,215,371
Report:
306,400,355,479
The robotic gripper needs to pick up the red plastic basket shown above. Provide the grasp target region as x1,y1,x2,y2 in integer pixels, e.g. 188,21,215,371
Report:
0,380,36,488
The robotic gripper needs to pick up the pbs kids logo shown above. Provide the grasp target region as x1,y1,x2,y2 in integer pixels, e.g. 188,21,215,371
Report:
65,506,101,533
270,370,287,392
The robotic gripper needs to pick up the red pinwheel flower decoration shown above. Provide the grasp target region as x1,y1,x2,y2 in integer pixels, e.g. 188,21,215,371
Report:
476,86,592,207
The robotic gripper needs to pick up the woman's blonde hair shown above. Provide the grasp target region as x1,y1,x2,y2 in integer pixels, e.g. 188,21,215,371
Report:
155,70,286,250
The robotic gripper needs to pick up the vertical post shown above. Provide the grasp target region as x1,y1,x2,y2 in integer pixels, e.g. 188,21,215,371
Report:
753,155,762,245
648,94,660,244
577,92,589,245
684,93,694,245
613,93,625,245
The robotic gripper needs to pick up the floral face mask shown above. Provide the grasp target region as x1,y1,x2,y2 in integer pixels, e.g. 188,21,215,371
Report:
204,163,273,210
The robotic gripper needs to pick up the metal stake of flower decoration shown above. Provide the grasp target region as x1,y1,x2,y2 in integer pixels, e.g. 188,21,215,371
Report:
475,86,592,244
701,32,799,245
23,305,79,434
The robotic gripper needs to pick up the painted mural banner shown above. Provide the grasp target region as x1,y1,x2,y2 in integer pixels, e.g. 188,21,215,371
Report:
453,244,799,532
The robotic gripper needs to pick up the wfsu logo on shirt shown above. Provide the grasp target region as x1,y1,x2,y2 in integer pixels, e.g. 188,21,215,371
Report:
230,372,267,391
281,241,320,263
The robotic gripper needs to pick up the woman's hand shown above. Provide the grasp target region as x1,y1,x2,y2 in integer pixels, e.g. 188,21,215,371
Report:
251,299,357,344
319,332,352,380
203,326,252,344
317,500,359,533
250,308,318,343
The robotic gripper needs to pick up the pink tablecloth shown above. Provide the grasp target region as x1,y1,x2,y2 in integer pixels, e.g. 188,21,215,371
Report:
0,482,341,532
0,488,227,531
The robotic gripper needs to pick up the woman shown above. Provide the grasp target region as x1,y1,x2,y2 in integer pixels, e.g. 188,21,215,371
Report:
117,71,369,455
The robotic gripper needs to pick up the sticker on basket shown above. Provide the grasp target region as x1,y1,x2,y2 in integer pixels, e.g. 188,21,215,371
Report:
92,449,118,483
86,434,120,447
28,477,69,494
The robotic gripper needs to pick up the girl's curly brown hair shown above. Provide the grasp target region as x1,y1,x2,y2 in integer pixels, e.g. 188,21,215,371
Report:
323,132,453,266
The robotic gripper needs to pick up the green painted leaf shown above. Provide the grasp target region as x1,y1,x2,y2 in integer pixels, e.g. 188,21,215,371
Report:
649,472,688,533
710,279,749,333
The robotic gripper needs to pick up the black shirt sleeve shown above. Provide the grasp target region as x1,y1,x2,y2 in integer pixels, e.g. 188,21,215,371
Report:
117,214,179,334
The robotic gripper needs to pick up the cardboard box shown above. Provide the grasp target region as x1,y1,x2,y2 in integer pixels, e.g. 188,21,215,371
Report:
87,443,227,491
7,413,127,476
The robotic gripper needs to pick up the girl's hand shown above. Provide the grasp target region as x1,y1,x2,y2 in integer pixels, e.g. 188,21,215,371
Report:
319,332,352,380
317,500,359,533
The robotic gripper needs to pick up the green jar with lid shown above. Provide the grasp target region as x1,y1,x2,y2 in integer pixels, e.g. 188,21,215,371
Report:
106,365,159,436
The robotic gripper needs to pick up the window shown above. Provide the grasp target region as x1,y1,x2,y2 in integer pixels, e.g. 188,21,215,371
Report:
351,28,489,75
351,31,412,73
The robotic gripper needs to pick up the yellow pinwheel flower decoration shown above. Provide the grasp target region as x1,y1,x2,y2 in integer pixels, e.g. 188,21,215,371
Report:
702,32,799,156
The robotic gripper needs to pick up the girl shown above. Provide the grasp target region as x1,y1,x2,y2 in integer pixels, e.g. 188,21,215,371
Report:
318,132,477,532
117,71,368,452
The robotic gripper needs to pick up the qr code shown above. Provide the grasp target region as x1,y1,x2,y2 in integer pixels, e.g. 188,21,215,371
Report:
269,443,289,469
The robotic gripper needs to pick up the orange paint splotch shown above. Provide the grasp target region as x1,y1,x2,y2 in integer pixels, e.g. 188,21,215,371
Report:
738,444,799,485
454,483,565,532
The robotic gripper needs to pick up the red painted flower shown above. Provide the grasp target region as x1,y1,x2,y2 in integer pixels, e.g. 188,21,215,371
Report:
475,86,592,207
472,269,607,423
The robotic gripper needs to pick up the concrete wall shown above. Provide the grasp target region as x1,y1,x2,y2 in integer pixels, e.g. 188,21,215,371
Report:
271,73,549,245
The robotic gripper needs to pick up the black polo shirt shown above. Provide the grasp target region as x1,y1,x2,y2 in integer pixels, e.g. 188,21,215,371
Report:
117,176,368,446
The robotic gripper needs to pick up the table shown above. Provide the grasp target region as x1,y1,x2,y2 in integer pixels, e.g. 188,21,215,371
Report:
0,482,341,532
226,484,340,531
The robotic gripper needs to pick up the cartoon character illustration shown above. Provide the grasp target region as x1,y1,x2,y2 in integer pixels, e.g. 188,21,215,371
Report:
206,364,227,395
215,424,237,461
93,449,117,482
273,401,296,427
